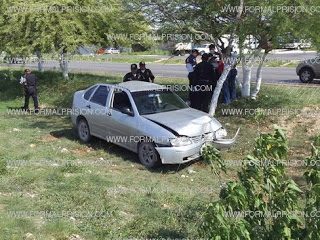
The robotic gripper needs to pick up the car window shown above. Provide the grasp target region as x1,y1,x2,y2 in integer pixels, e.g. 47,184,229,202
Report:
112,91,133,112
84,86,97,100
132,90,188,115
90,86,109,106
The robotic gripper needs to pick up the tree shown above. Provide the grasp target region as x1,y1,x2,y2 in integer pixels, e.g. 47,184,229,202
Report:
0,0,151,77
133,0,243,116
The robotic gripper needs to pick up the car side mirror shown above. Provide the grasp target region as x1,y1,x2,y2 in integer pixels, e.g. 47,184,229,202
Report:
121,107,134,116
185,100,191,106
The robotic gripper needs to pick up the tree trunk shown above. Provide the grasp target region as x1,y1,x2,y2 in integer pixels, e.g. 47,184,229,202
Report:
208,64,231,116
241,65,252,97
207,0,243,116
251,51,268,100
36,51,44,72
59,52,69,78
240,48,262,97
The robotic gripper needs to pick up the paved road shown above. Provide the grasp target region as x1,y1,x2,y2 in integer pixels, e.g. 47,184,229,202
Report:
110,50,317,61
3,58,320,85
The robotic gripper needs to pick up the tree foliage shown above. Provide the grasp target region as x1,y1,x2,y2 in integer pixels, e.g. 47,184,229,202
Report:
200,128,320,239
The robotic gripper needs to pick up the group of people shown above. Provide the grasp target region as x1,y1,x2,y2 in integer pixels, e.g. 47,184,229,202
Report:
123,62,155,83
21,48,237,113
186,44,238,113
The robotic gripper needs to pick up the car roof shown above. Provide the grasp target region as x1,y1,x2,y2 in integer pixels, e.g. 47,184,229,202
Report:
115,81,167,92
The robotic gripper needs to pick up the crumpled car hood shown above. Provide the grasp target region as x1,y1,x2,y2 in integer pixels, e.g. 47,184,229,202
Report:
143,108,223,137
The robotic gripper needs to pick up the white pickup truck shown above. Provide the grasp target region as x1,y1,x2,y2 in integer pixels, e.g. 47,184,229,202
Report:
173,42,195,56
195,43,213,55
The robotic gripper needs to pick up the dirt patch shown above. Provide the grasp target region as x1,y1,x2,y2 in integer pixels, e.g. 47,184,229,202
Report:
278,106,320,138
72,149,87,156
40,133,65,141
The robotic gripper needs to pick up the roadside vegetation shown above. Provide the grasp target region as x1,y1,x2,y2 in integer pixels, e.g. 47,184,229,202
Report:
0,69,319,239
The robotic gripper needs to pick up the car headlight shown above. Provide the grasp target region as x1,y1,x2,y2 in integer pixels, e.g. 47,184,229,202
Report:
215,128,227,139
170,136,192,147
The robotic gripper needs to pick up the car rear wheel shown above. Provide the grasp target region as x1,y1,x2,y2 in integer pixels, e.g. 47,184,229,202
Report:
138,142,161,169
77,118,91,143
299,68,314,83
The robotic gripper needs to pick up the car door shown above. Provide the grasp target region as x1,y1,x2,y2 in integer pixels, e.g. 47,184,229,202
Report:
314,58,320,77
106,88,140,151
86,85,110,138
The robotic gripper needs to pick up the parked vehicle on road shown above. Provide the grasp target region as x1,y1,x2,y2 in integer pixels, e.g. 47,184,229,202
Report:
296,57,320,83
71,81,239,168
173,42,195,56
284,39,311,50
195,43,212,55
104,47,120,54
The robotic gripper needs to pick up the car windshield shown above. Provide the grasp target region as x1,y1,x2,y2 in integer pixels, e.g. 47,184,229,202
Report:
131,90,188,115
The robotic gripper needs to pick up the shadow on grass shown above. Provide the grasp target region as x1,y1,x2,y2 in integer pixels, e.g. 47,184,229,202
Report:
47,126,195,173
152,228,187,238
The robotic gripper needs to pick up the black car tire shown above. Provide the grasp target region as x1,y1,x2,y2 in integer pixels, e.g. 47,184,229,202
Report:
77,118,91,143
138,142,161,169
299,68,314,83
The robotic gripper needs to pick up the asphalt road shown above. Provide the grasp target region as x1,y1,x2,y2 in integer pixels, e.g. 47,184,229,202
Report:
5,60,320,85
107,50,317,61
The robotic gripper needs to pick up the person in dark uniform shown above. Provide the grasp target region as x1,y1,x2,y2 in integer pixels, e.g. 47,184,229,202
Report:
23,69,39,111
138,62,155,83
185,49,199,103
192,53,215,113
123,64,144,82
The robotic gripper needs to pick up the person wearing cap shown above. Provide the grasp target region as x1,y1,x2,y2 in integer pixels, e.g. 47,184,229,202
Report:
22,69,39,111
192,53,215,113
123,64,144,82
138,62,155,83
185,49,199,103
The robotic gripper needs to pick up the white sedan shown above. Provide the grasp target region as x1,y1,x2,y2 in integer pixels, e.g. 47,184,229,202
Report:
71,81,239,168
104,48,120,54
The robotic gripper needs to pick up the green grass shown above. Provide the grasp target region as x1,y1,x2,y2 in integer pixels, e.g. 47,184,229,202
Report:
0,68,319,239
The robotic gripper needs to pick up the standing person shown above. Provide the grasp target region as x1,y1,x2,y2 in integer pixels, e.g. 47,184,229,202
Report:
222,64,238,104
193,53,215,113
208,44,221,71
185,49,199,103
216,48,226,80
138,62,155,83
123,64,144,82
22,69,39,112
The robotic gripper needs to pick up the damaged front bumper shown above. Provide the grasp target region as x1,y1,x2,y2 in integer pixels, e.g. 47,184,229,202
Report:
155,128,240,164
211,128,240,150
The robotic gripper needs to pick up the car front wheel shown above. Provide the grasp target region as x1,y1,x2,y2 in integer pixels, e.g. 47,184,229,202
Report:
138,142,161,169
299,68,314,83
77,118,91,143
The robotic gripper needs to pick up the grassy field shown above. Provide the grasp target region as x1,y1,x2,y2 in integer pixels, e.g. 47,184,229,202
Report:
0,68,319,239
4,54,303,67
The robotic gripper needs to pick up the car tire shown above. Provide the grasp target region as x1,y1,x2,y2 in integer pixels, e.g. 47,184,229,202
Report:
299,68,314,83
138,142,161,169
77,118,91,143
296,45,301,50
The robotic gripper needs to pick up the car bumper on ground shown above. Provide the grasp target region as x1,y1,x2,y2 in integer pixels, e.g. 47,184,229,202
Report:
211,128,240,150
156,128,240,164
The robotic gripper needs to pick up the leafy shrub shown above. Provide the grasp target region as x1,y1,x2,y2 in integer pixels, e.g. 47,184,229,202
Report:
304,138,320,239
200,126,304,239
